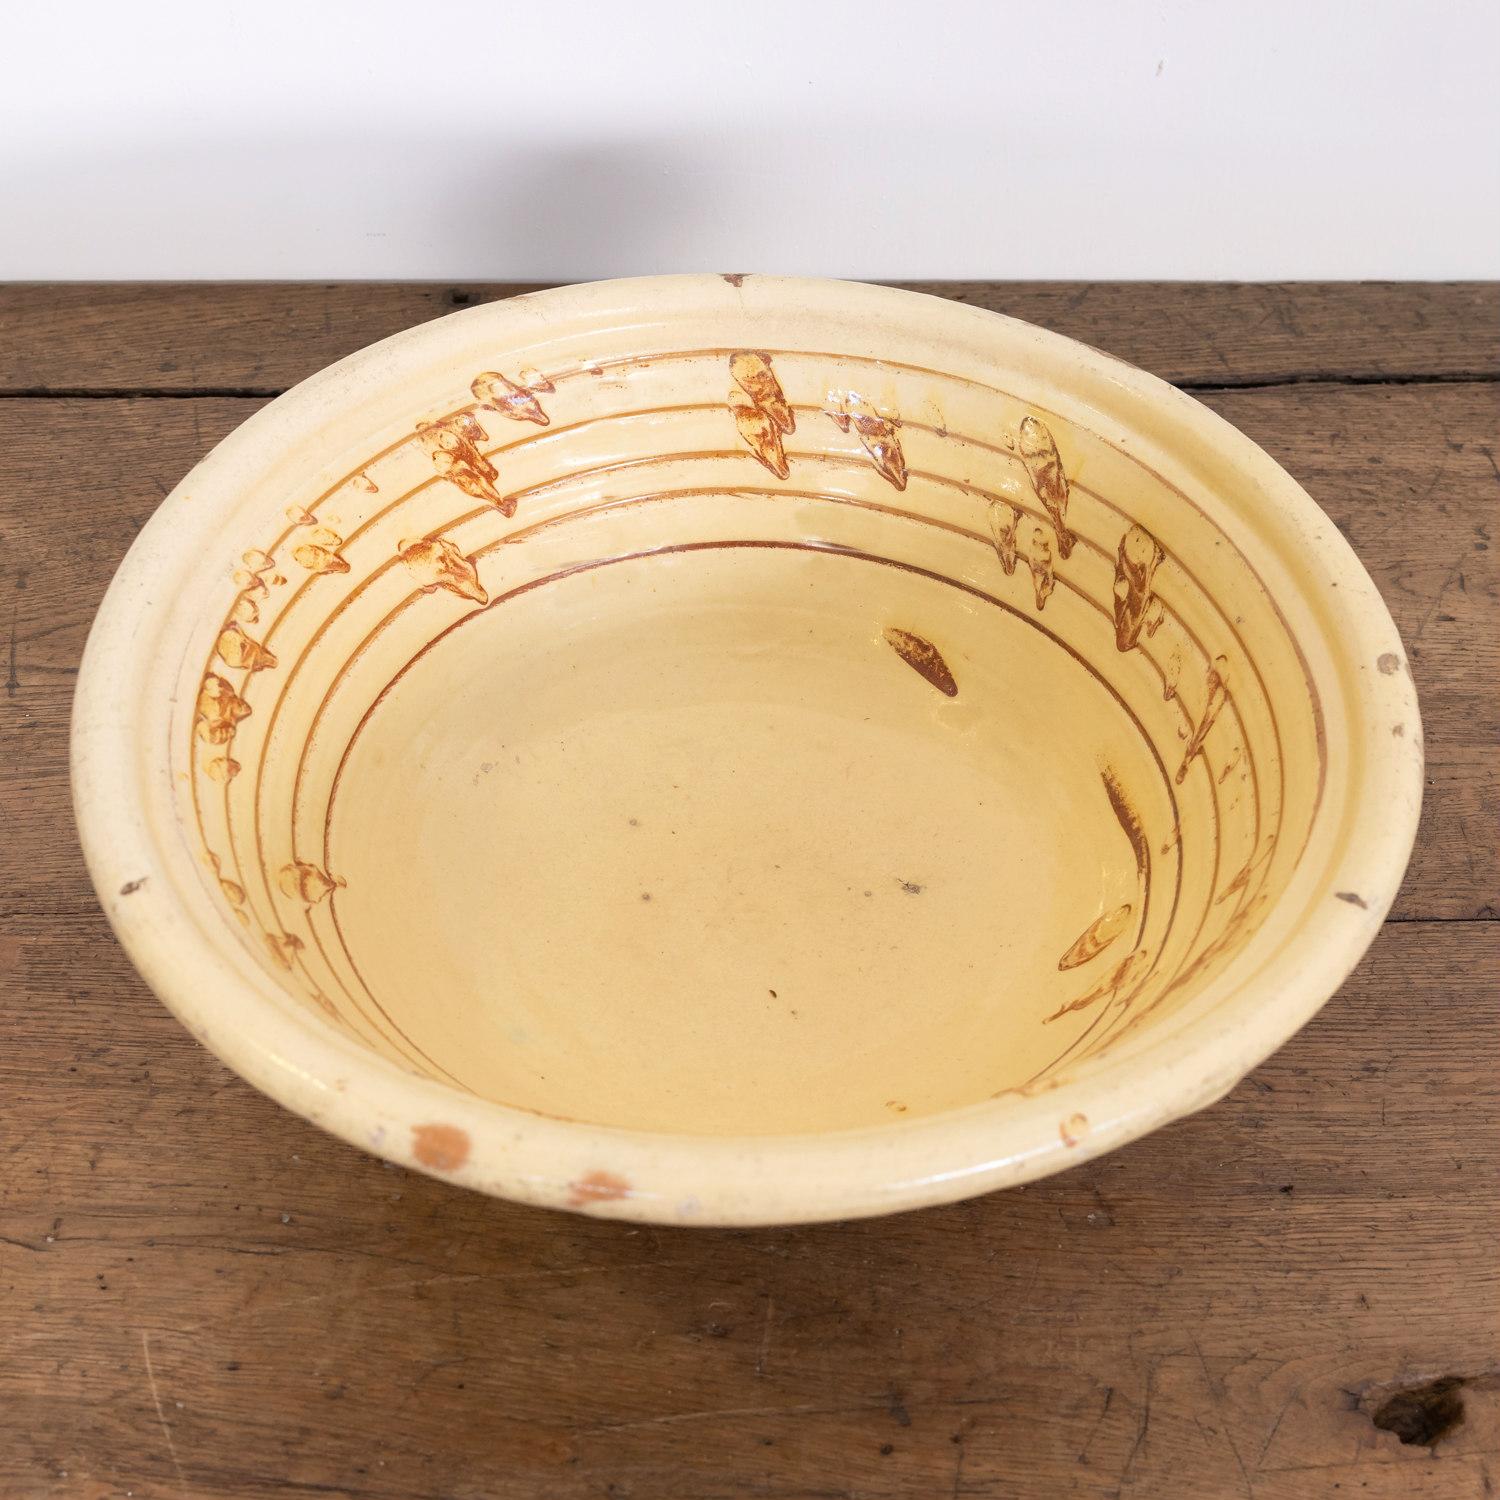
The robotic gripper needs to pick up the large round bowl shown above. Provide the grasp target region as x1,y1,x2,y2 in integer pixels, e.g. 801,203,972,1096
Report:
72,276,1422,1224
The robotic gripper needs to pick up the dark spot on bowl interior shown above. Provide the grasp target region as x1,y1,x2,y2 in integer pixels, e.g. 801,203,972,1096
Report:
1335,891,1370,909
1377,652,1402,675
900,880,924,895
119,877,148,896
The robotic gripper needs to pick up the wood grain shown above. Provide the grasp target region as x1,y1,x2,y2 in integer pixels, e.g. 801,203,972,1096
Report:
1,281,1496,394
1,284,1496,1500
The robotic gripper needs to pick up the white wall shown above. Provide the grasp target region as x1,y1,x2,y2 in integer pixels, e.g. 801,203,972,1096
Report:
4,0,1496,280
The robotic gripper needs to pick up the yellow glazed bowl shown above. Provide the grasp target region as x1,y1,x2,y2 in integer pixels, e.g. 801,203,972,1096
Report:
72,276,1422,1224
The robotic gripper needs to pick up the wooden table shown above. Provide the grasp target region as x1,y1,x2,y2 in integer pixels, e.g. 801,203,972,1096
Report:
2,283,1496,1500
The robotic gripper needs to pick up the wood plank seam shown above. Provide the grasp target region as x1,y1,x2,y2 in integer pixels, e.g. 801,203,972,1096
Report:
3,372,1496,401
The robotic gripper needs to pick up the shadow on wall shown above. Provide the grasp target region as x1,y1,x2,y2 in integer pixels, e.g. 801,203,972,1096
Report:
489,143,721,275
0,130,790,279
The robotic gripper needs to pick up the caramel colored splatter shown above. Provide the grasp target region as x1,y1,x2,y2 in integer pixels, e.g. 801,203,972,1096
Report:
722,272,748,286
567,1170,631,1208
215,622,278,673
207,853,246,910
1113,525,1166,651
1017,415,1075,559
227,591,261,625
829,394,907,490
1058,904,1133,970
1060,1112,1090,1147
1140,891,1273,1025
1028,526,1055,610
291,526,351,575
263,930,305,970
398,536,488,605
1177,655,1231,784
229,548,283,625
352,471,379,493
195,673,251,745
418,412,513,515
412,1123,471,1172
884,627,958,697
729,386,790,478
885,1099,909,1113
204,754,240,784
1100,766,1150,892
1046,947,1149,1023
1216,835,1276,907
730,351,795,436
278,860,345,905
1162,648,1184,702
1377,652,1402,675
472,369,552,427
988,500,1020,575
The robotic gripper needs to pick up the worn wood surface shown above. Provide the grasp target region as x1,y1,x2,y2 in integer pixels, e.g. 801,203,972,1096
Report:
1,283,1496,1499
2,282,1496,394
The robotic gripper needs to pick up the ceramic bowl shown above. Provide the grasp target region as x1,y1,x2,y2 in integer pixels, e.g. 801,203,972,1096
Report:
72,276,1421,1224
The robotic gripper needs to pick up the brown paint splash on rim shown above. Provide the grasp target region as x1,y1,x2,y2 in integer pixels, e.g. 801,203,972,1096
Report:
1335,890,1370,909
412,1123,471,1172
721,272,748,286
1060,1113,1090,1147
1377,652,1402,675
883,627,958,697
567,1170,631,1208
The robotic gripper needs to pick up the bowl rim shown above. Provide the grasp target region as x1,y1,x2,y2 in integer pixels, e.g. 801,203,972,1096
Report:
71,273,1423,1225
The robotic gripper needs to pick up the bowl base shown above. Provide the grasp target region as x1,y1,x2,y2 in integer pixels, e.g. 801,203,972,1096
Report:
329,541,1163,1133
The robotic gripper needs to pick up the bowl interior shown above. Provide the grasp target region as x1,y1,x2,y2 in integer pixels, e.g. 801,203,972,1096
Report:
155,279,1353,1138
